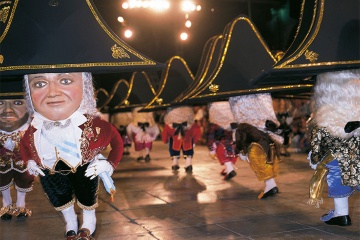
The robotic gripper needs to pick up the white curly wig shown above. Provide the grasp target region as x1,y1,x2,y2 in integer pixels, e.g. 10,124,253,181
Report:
164,105,194,127
24,72,99,117
229,93,279,129
208,101,235,130
131,107,156,126
314,69,360,139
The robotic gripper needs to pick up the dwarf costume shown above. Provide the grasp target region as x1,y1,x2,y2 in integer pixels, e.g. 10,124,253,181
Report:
229,93,283,199
162,106,201,173
0,80,34,220
126,107,160,162
207,101,238,180
308,69,360,227
20,73,123,240
111,112,133,155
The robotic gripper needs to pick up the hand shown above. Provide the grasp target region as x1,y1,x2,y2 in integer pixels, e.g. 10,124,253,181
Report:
27,160,45,176
85,160,113,180
239,152,249,162
209,150,217,160
143,134,154,143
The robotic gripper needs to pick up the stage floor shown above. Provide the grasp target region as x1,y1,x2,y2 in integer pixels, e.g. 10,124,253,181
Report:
1,140,359,239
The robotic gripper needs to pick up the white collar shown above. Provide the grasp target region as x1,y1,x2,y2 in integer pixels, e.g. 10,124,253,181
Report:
32,111,87,129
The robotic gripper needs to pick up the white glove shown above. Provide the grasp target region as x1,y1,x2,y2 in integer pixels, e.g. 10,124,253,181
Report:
209,150,217,160
135,131,144,142
239,152,249,162
286,117,293,126
85,160,113,180
27,160,45,176
143,134,154,143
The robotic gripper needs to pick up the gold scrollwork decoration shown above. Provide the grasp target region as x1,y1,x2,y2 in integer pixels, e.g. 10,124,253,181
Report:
0,6,9,23
111,44,130,59
155,98,163,105
209,84,219,93
304,50,319,63
0,55,3,64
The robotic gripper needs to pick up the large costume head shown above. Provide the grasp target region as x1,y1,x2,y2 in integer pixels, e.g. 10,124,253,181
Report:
24,72,99,121
131,107,156,126
111,112,133,129
164,105,194,129
229,93,283,145
229,93,280,129
0,80,29,132
208,101,236,130
313,69,360,139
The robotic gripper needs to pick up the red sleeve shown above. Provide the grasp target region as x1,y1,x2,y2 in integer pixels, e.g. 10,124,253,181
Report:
103,120,123,169
19,126,40,165
162,124,171,144
191,124,202,144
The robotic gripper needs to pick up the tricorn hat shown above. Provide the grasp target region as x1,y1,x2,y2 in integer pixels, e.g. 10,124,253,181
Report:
255,0,360,86
109,71,159,113
140,56,195,112
0,0,164,77
0,77,24,99
180,15,312,105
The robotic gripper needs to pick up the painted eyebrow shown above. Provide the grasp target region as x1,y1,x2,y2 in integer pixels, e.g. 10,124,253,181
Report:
29,73,75,81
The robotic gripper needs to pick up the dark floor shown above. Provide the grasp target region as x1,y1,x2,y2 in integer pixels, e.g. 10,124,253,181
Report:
1,140,359,240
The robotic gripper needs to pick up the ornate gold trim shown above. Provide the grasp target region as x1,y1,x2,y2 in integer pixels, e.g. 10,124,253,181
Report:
191,84,314,100
143,56,195,109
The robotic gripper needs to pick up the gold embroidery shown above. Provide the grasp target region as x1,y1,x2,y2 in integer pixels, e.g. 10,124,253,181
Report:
304,50,319,63
111,44,130,59
0,6,10,23
209,84,219,93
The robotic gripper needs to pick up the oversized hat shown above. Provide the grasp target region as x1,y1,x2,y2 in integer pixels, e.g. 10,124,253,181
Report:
179,15,313,105
140,56,195,112
0,0,164,77
94,76,130,112
0,77,24,99
173,35,223,104
109,71,159,113
255,0,360,86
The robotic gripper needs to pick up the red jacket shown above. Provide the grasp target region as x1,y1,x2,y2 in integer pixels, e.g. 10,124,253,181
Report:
162,123,201,151
20,115,123,169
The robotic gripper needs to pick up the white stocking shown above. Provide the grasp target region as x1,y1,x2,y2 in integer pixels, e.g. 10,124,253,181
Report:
224,162,234,174
61,205,78,232
82,209,96,234
16,191,26,208
334,197,349,217
185,156,192,167
172,156,179,166
1,188,12,207
264,178,277,193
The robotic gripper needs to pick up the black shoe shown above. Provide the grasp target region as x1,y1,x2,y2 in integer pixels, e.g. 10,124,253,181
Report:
185,165,193,173
258,186,279,199
324,215,352,226
123,151,130,155
65,230,77,240
137,156,144,162
220,169,226,176
145,154,151,162
172,165,180,171
224,170,236,180
0,213,12,220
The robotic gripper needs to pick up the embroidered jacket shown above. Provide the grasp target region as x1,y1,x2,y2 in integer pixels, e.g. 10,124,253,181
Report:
162,123,201,151
310,126,360,187
0,124,29,173
20,114,123,170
